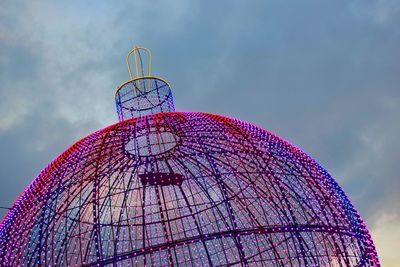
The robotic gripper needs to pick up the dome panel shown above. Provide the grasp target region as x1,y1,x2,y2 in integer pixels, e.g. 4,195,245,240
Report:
0,112,379,266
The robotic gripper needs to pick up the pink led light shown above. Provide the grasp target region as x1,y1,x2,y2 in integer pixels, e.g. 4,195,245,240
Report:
0,112,379,266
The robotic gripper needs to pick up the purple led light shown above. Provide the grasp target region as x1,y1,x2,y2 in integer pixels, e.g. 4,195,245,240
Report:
0,112,379,266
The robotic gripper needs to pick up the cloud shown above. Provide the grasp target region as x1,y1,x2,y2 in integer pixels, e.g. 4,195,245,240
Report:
371,213,400,267
1,0,399,264
349,0,400,25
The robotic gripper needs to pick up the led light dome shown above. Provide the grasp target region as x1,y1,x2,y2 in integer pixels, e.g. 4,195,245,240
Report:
0,47,379,266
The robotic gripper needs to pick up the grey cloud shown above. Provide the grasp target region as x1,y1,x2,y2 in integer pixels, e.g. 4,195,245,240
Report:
0,1,399,255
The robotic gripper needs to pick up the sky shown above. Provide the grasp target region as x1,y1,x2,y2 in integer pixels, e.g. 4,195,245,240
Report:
0,0,399,265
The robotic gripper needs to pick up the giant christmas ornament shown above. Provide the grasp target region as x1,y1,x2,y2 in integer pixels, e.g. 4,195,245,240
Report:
0,47,379,266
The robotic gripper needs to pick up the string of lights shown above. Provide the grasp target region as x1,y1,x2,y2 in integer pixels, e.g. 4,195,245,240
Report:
0,47,379,266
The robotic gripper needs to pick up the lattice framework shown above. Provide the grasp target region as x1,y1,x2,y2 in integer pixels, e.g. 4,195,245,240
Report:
0,112,379,266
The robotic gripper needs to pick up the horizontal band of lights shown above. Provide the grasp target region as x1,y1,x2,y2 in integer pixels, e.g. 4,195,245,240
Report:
0,112,379,266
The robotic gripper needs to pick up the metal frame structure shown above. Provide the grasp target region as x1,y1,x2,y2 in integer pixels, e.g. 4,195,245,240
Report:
115,76,174,120
0,47,380,266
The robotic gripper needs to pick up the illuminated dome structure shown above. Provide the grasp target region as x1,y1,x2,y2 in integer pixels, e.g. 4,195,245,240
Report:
0,47,379,266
